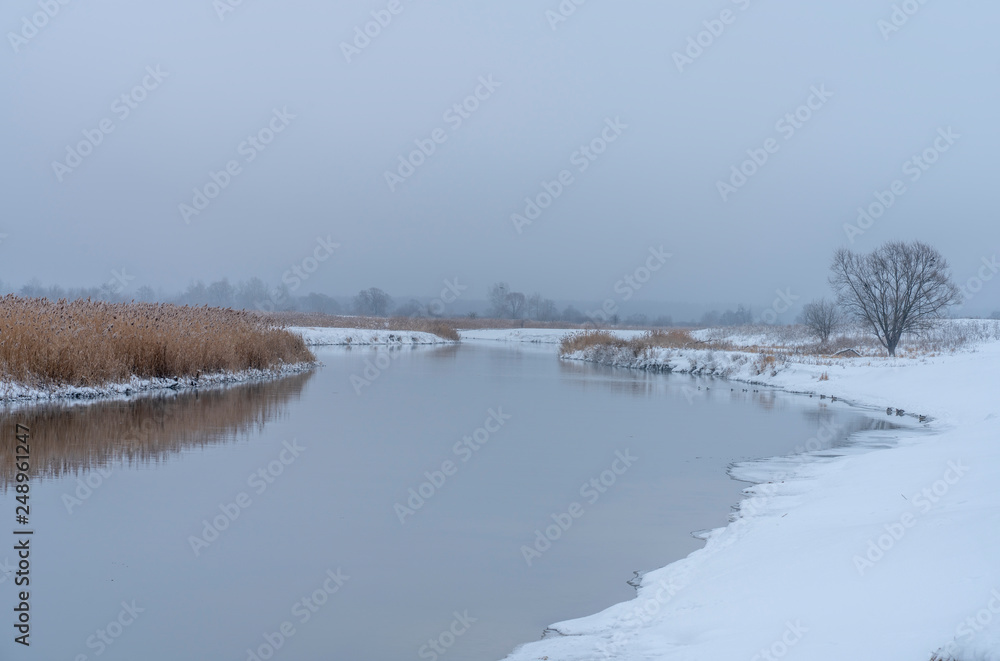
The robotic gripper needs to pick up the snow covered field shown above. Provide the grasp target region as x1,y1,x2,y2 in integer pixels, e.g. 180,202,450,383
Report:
459,328,647,345
499,330,1000,660
290,326,456,346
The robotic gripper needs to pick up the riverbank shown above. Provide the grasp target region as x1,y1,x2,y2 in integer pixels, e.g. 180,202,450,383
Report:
262,312,461,341
0,322,454,404
460,328,647,344
0,297,317,404
500,327,1000,661
0,361,317,406
0,297,315,382
290,326,458,346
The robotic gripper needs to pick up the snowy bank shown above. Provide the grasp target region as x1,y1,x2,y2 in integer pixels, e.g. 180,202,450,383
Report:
290,326,456,346
0,361,317,406
460,328,647,345
501,336,1000,660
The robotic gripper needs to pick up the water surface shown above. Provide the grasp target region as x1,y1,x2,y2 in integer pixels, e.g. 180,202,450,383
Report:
0,343,900,660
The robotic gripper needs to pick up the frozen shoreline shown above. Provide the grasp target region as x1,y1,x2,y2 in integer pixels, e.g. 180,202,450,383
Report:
497,332,1000,661
0,361,318,407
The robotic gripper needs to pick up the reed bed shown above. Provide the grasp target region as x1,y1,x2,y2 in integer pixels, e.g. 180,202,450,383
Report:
560,329,695,355
0,296,315,388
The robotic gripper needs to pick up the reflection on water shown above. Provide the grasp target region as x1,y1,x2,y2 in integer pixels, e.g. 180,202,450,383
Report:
0,371,313,487
557,358,906,447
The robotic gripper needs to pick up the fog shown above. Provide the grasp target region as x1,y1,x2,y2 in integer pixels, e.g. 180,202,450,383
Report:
3,0,998,316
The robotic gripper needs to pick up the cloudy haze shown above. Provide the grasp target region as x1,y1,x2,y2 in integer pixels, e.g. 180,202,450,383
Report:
4,0,998,316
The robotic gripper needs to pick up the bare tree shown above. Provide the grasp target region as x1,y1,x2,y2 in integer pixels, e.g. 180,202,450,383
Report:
537,298,558,321
829,240,960,356
236,277,273,310
699,310,720,326
301,292,341,315
527,293,542,320
353,288,393,317
487,282,529,319
19,278,45,298
134,285,158,303
206,278,235,308
507,291,526,319
393,298,426,318
799,298,842,343
181,280,209,306
720,304,752,326
487,282,510,318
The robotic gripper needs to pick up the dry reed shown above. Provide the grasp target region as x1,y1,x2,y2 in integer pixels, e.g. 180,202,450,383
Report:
0,296,315,387
560,329,695,355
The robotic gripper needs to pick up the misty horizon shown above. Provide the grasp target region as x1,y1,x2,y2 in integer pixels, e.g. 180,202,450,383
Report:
4,0,998,321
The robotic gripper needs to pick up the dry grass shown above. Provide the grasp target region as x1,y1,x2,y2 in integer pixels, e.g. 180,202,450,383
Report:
0,296,315,387
696,320,1000,358
560,329,695,355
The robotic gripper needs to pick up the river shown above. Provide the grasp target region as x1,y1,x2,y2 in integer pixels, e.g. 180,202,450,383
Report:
0,342,901,660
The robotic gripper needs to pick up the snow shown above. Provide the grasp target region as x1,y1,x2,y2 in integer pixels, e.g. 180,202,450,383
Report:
0,362,316,407
499,331,1000,661
459,328,647,345
290,326,455,346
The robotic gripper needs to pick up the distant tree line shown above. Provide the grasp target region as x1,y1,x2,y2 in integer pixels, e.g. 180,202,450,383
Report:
8,277,344,314
697,304,754,327
484,282,675,326
5,244,981,349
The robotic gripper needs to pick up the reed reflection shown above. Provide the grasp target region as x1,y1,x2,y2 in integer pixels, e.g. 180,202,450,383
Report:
0,372,313,487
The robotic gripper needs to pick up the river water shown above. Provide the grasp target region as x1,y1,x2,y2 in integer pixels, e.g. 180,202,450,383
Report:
0,342,901,660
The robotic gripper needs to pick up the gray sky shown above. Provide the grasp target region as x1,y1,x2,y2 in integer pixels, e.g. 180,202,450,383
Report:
3,0,998,315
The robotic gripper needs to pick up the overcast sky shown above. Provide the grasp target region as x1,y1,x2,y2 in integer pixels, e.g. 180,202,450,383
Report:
3,0,998,315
